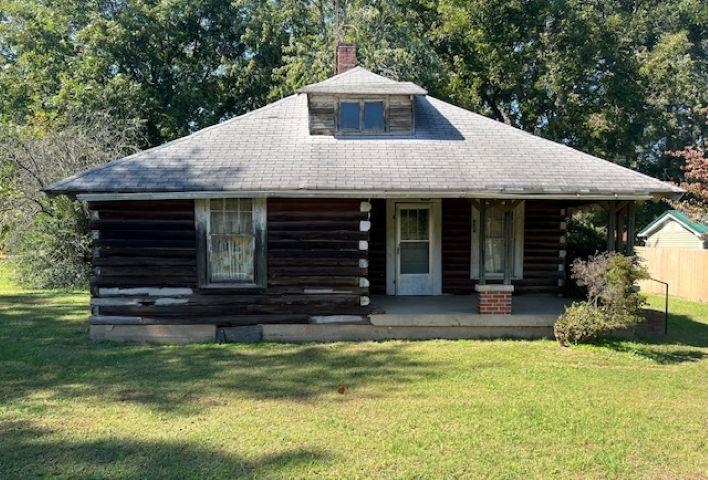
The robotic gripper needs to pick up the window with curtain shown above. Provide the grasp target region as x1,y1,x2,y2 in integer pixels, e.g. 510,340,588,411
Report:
196,198,266,287
470,202,525,279
208,198,255,282
483,206,507,274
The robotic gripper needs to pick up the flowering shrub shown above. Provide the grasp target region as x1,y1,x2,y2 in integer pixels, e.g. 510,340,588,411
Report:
555,252,649,346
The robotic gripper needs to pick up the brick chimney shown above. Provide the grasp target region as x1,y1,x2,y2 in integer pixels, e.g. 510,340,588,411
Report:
336,43,357,74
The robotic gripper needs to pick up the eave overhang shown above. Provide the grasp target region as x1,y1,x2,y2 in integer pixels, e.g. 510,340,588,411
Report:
63,189,683,202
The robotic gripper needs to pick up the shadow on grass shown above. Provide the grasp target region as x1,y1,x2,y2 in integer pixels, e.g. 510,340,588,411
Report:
0,419,330,479
0,293,443,414
594,339,706,364
595,310,708,364
663,312,708,348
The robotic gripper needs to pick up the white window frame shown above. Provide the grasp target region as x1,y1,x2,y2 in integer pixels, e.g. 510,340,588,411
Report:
195,198,267,289
470,201,524,279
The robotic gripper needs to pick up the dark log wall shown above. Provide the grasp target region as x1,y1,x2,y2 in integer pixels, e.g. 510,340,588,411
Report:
441,199,566,294
88,198,370,326
90,200,198,289
441,199,473,294
519,200,567,294
367,199,567,295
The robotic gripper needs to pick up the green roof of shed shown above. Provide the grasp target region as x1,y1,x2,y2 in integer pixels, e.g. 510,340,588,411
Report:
638,210,708,238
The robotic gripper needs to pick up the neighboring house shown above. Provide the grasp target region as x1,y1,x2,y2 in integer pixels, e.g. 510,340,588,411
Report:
638,210,708,250
46,44,682,343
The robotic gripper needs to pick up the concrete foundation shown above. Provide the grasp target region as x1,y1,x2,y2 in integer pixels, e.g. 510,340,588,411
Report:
90,324,216,344
262,324,553,342
89,295,568,344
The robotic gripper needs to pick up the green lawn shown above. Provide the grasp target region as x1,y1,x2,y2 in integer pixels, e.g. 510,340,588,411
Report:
0,262,706,479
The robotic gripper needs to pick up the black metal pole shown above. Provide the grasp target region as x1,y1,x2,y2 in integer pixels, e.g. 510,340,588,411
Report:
664,282,669,336
648,277,669,336
644,277,669,335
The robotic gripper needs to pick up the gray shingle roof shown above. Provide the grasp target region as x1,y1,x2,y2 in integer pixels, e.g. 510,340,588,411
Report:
298,67,427,95
46,69,682,199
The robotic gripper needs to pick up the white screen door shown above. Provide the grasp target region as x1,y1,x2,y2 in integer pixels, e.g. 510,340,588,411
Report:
396,204,434,295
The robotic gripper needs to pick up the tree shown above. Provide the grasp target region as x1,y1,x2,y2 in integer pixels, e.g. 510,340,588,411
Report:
555,252,649,346
0,111,141,287
270,0,444,97
431,0,706,173
668,145,708,219
0,0,287,146
0,112,141,227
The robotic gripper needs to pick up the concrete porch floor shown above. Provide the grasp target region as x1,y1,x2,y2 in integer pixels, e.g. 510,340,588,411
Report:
369,294,570,327
246,294,571,342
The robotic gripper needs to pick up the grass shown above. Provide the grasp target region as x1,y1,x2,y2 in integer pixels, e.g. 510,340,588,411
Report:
0,261,706,479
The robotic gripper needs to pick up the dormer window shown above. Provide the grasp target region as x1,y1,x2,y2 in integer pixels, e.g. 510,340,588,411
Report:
364,102,384,129
301,65,425,136
340,102,360,130
338,99,385,132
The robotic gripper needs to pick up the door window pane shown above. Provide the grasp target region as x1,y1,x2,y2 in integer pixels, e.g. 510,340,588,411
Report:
400,208,429,241
339,102,360,129
400,242,429,274
399,208,430,274
363,102,384,130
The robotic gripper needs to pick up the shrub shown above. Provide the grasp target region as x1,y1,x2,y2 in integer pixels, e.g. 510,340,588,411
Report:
554,252,649,346
9,197,90,289
554,302,610,346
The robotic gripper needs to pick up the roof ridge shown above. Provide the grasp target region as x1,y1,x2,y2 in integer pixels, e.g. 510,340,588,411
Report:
310,66,371,85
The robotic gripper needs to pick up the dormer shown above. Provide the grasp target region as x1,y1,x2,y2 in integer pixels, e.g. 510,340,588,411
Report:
299,44,427,136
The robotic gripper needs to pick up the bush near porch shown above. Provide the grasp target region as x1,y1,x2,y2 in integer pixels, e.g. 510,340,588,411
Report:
0,260,706,479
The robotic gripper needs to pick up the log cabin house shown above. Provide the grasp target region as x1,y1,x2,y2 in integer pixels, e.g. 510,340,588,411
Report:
46,44,682,343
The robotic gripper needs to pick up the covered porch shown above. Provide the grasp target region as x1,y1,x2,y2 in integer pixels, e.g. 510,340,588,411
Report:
366,197,639,314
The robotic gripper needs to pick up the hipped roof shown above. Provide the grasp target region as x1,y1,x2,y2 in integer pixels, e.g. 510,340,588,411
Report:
46,67,682,201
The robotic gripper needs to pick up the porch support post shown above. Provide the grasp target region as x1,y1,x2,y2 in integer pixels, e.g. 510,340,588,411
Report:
607,202,617,252
616,202,626,254
626,201,636,255
503,208,513,285
478,199,487,285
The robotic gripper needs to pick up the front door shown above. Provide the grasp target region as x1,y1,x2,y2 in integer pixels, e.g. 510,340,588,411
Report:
396,203,434,295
